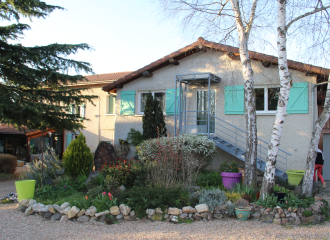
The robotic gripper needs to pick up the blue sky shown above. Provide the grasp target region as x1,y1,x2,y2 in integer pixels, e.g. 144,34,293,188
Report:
15,0,192,75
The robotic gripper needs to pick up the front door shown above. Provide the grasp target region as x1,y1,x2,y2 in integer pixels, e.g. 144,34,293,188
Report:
197,90,215,133
323,133,330,180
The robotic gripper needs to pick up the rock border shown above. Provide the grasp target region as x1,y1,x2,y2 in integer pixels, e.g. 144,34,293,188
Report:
17,196,328,226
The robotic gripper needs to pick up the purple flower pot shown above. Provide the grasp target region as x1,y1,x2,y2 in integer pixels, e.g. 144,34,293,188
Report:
221,172,242,189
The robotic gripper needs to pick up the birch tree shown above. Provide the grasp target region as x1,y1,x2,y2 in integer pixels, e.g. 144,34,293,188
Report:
260,0,330,198
158,0,265,187
302,77,330,196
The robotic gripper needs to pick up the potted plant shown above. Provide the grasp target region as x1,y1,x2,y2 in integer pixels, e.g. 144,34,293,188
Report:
235,206,251,221
220,161,242,189
272,185,288,203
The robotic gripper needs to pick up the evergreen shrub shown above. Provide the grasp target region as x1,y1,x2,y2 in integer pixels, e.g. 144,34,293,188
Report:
62,133,93,177
191,188,227,211
0,154,17,173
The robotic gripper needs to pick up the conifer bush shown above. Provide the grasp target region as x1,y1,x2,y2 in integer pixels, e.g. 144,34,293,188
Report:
62,133,93,177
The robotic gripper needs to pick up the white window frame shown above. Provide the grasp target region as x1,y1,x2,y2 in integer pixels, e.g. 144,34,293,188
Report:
138,90,166,115
105,95,116,115
70,104,85,118
255,86,279,114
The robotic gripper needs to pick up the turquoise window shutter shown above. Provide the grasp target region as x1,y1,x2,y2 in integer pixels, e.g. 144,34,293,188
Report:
166,89,180,115
67,133,72,147
120,90,135,115
287,82,308,114
225,85,244,114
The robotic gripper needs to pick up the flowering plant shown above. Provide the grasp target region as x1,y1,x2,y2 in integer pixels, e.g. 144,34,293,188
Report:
99,158,134,186
0,192,18,203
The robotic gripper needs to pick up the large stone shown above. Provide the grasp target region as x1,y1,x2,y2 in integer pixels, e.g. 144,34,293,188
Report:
53,204,62,213
39,206,50,213
282,218,289,224
110,206,120,216
151,213,163,221
85,206,97,216
51,213,62,221
28,199,37,207
146,209,155,216
68,206,80,219
95,210,110,218
195,204,209,213
43,212,53,220
116,214,123,220
19,199,29,207
180,213,188,219
155,208,163,214
182,206,196,213
93,141,116,172
273,218,282,225
77,215,90,222
295,216,301,225
119,204,131,216
76,209,85,218
32,203,45,212
168,208,180,215
60,215,68,223
84,172,101,186
48,207,55,214
130,211,135,218
61,206,71,215
24,206,34,216
60,202,70,210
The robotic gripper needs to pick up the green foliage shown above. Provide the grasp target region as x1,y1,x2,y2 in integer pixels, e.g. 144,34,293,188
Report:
126,128,144,147
21,146,64,187
230,182,255,196
142,92,167,139
225,192,242,202
0,153,17,173
191,188,227,211
117,185,189,218
196,171,222,188
273,185,290,193
279,195,314,209
226,201,236,216
62,133,93,177
255,194,279,209
219,161,239,173
303,210,313,217
0,0,97,131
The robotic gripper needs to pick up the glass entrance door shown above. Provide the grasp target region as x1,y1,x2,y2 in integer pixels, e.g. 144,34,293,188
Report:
197,90,215,133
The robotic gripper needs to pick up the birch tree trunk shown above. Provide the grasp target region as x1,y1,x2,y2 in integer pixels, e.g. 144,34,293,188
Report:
260,0,292,199
230,0,258,188
302,77,330,196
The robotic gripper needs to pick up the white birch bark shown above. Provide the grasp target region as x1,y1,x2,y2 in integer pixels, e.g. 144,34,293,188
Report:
260,0,292,199
230,0,258,187
302,76,330,196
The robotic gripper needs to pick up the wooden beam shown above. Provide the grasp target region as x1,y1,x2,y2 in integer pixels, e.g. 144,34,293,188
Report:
261,61,271,68
169,58,179,65
227,52,240,60
142,71,153,77
116,84,123,89
305,71,316,76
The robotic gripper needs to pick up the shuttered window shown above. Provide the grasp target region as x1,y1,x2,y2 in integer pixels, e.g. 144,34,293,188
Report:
67,133,72,147
166,89,180,115
225,85,244,114
287,82,308,114
120,90,136,115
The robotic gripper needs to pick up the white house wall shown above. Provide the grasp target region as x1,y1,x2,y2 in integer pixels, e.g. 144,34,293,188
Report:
114,51,316,170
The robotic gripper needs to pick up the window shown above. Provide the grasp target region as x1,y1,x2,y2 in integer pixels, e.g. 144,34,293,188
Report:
138,91,166,114
107,95,115,114
255,87,280,113
70,104,85,118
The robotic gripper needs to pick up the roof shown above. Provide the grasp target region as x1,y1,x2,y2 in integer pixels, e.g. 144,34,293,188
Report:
70,71,133,86
102,37,330,92
0,124,31,135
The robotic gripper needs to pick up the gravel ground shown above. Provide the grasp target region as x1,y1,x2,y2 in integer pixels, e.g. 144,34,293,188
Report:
1,179,330,240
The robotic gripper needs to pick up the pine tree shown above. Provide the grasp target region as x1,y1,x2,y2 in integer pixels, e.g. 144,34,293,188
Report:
0,1,97,132
154,99,167,137
142,92,155,139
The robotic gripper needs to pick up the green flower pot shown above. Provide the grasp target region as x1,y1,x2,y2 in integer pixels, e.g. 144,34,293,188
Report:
235,207,251,221
15,180,36,202
286,170,305,186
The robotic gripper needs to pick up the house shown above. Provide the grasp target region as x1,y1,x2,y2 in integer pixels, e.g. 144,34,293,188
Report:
64,71,132,153
102,37,330,180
